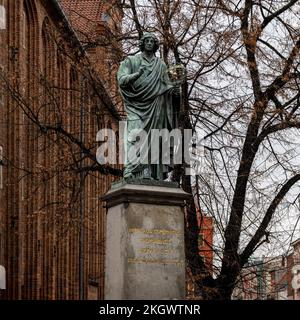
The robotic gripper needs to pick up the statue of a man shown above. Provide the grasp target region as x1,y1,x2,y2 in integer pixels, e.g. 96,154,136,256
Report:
117,32,180,180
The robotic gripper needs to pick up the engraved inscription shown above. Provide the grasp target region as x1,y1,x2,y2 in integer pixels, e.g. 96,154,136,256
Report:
127,226,183,267
129,228,182,235
128,258,184,267
138,248,175,254
141,238,171,245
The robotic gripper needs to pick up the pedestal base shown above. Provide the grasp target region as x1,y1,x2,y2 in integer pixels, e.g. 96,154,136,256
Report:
102,180,189,300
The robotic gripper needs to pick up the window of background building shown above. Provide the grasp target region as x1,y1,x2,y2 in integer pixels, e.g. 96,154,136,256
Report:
0,2,6,30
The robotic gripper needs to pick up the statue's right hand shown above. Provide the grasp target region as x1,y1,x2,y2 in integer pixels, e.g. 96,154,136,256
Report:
130,66,147,83
138,66,147,76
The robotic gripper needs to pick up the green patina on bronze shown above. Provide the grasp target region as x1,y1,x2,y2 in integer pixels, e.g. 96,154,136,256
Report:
117,32,179,180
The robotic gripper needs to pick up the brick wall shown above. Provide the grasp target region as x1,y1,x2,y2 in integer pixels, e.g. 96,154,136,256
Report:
0,0,120,300
198,215,213,273
186,212,214,298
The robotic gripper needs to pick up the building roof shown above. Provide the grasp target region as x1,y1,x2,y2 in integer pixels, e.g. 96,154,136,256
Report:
46,0,85,53
45,0,121,120
60,0,105,41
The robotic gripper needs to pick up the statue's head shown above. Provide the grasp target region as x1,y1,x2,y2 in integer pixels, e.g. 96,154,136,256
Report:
139,32,159,53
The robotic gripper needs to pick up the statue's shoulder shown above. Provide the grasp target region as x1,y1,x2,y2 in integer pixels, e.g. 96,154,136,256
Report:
120,53,141,68
132,52,143,62
124,53,142,61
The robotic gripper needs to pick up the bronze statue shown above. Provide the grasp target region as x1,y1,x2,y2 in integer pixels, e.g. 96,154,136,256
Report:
117,32,182,180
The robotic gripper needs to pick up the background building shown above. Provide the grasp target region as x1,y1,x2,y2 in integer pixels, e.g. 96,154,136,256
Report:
287,239,300,300
186,212,214,299
0,0,121,299
232,256,291,300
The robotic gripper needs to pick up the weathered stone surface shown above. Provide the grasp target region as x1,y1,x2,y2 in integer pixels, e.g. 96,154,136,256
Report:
104,183,189,300
102,180,188,208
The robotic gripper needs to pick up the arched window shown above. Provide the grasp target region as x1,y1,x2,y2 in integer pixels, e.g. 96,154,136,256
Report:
22,0,39,77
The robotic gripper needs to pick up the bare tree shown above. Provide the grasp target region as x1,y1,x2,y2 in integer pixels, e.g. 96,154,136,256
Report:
116,0,300,299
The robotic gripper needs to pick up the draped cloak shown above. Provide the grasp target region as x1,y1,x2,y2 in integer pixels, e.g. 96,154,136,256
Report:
117,52,177,179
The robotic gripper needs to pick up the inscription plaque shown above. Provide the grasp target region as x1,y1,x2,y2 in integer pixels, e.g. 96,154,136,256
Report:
127,228,184,267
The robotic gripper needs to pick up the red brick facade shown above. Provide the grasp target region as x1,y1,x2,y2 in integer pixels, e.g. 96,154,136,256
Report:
197,214,213,273
61,0,123,110
287,239,300,299
0,0,120,299
186,212,214,298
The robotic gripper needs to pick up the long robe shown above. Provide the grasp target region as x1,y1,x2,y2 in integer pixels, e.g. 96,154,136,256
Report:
117,52,177,179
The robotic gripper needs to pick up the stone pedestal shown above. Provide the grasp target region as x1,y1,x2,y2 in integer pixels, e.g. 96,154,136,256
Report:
102,180,189,300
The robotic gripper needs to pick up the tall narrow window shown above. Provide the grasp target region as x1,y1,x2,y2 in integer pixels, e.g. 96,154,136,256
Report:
0,3,5,30
22,10,26,49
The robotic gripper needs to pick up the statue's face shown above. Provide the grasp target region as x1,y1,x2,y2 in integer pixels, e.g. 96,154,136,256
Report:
144,37,155,52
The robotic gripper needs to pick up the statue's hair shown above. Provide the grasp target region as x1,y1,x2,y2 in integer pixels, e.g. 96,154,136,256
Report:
139,32,159,53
